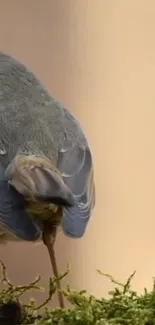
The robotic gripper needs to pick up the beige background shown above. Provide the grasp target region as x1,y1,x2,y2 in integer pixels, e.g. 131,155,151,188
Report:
0,0,155,306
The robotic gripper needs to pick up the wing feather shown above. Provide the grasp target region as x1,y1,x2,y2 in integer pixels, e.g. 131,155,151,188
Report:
57,143,95,237
0,166,41,241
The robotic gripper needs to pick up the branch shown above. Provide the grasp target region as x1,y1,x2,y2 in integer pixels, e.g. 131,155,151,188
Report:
36,263,70,310
97,269,136,294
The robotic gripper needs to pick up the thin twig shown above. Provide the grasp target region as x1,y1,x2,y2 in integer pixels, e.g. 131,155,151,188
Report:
123,271,136,294
42,224,67,308
36,264,70,310
97,270,124,287
97,269,136,294
47,243,64,308
0,260,13,287
0,260,42,302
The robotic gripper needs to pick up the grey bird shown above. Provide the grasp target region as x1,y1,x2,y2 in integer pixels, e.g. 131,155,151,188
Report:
0,52,95,243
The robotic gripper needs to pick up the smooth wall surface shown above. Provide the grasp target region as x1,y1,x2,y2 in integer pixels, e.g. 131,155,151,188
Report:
0,0,155,305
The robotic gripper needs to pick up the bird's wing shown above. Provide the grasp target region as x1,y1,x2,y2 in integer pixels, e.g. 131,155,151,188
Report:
57,143,95,238
0,166,41,241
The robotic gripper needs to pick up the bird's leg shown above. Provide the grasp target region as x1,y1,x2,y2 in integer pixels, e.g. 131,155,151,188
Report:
42,224,65,308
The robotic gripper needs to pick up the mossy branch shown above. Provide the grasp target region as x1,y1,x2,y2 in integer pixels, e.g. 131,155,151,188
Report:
1,262,155,324
0,260,42,304
36,263,70,310
0,260,70,313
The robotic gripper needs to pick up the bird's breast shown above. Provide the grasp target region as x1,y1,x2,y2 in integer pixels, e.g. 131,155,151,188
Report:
25,200,63,228
0,202,63,244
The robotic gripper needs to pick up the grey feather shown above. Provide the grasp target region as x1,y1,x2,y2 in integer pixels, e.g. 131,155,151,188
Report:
0,166,41,241
57,145,95,237
0,52,95,238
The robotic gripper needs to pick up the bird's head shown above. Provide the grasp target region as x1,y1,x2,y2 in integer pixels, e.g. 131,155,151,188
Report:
4,154,75,225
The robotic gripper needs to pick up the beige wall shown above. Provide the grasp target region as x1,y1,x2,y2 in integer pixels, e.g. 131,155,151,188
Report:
0,0,155,306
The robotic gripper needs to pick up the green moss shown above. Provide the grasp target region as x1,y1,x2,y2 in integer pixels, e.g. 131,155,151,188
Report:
0,261,155,325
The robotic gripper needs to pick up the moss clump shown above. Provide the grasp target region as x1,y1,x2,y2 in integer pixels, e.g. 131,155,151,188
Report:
0,262,155,325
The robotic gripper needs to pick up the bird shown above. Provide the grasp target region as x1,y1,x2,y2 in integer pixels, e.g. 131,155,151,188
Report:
0,52,95,308
0,51,95,244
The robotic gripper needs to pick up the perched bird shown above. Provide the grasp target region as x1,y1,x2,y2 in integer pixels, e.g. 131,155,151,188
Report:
0,52,95,243
0,52,96,308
